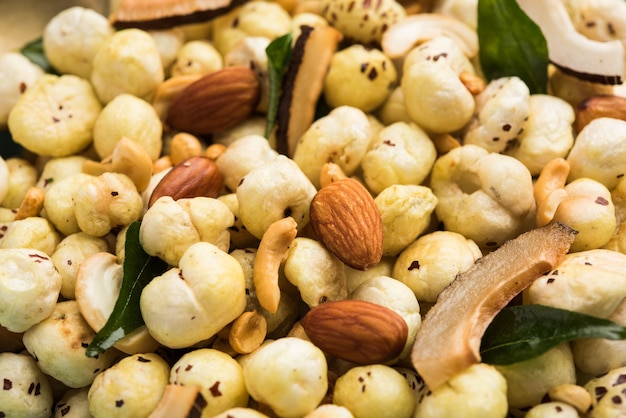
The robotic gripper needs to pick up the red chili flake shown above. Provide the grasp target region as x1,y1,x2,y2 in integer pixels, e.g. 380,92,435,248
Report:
111,191,119,197
209,381,223,397
546,278,555,284
60,405,71,416
19,82,27,93
28,382,35,394
408,260,420,271
52,117,60,123
137,356,151,363
185,364,193,371
595,386,608,401
595,196,609,206
367,67,378,81
115,399,124,408
360,62,368,73
502,124,512,132
34,382,41,396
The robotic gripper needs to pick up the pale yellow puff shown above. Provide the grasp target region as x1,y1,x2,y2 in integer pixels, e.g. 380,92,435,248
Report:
217,194,261,249
236,155,317,239
375,184,438,257
415,363,508,418
92,93,163,161
243,338,327,418
496,344,576,410
43,6,113,79
0,248,61,332
43,173,94,237
170,348,249,416
505,94,575,176
0,352,53,418
171,40,223,77
148,28,185,73
304,404,354,418
140,242,246,348
90,28,164,104
140,196,234,266
0,217,60,256
320,0,406,45
35,155,90,192
393,230,481,303
212,1,292,57
51,232,109,299
23,300,120,388
53,387,91,418
1,157,38,209
376,87,413,126
362,122,436,195
283,237,348,308
8,74,102,157
0,52,43,127
430,144,535,249
567,117,626,190
350,275,421,360
323,45,397,113
524,249,626,318
401,37,475,134
524,402,580,418
293,106,373,189
584,365,626,418
88,353,170,418
464,76,531,153
216,134,279,192
74,172,143,237
0,157,8,204
333,364,416,418
573,298,626,376
213,408,271,418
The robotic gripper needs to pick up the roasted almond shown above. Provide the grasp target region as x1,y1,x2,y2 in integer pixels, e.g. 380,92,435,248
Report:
300,299,408,364
148,156,223,207
574,94,626,133
309,178,383,270
166,66,260,134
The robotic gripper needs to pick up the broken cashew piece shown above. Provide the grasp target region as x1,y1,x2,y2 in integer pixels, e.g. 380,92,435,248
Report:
148,384,202,418
534,158,570,226
535,157,616,251
548,383,592,415
319,162,348,188
229,310,268,354
82,137,153,192
253,216,298,314
14,186,45,220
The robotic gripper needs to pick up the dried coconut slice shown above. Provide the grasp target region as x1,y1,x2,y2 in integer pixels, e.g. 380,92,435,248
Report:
517,0,624,85
275,25,343,157
110,0,247,30
411,222,576,389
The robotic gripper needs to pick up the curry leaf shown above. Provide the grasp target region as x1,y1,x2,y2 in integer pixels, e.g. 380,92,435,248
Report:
477,0,549,94
20,38,56,74
265,32,293,139
480,304,626,365
86,222,169,357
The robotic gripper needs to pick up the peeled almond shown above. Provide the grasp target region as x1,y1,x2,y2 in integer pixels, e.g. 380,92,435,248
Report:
411,222,576,389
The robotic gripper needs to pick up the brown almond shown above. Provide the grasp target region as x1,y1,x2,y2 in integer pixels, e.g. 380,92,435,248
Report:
148,156,223,207
166,66,260,134
300,299,408,364
309,178,383,270
574,94,626,133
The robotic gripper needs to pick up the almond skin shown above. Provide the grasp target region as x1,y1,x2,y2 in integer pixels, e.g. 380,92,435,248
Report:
166,66,260,134
309,178,383,270
148,156,223,207
300,299,408,364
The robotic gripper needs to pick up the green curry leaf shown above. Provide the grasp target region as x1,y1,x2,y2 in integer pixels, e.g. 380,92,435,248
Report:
86,222,169,357
20,37,56,74
265,32,293,139
480,304,626,365
477,0,549,94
